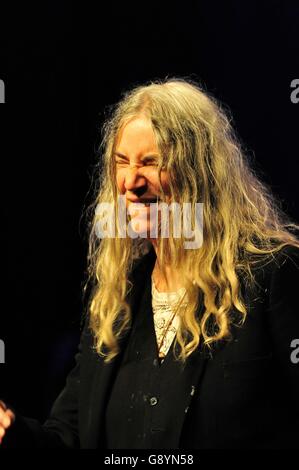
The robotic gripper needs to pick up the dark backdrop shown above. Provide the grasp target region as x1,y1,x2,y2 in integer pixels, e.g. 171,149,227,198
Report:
0,0,298,421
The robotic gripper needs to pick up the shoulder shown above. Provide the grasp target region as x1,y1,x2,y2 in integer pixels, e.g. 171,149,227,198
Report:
245,244,299,292
267,244,299,294
261,245,299,389
236,244,299,324
261,245,299,332
270,243,299,266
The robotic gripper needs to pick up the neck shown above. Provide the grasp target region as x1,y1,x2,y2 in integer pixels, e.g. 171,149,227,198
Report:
150,239,184,293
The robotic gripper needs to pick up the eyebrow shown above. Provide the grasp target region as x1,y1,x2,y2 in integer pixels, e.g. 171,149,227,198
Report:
114,152,129,159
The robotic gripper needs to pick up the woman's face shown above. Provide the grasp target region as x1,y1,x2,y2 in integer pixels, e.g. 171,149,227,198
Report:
114,115,170,238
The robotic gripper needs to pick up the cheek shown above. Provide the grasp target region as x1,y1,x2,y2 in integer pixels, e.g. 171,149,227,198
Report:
158,170,171,195
144,168,170,194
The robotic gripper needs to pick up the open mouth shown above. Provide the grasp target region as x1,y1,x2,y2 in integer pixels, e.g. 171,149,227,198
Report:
142,198,161,206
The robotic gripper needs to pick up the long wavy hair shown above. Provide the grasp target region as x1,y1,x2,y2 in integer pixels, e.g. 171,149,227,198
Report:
83,77,299,364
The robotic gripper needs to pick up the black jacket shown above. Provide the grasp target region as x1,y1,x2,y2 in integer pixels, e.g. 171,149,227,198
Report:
4,245,299,449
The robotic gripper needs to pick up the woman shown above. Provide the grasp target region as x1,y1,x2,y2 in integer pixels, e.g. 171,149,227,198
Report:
1,78,299,449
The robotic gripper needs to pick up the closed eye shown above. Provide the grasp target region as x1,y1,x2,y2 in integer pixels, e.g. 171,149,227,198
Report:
143,158,158,166
115,158,129,166
115,158,159,167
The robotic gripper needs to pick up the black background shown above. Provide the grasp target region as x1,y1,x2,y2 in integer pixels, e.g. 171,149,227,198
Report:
0,0,298,422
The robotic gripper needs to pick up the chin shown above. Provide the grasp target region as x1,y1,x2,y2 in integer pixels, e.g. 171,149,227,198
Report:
129,219,158,239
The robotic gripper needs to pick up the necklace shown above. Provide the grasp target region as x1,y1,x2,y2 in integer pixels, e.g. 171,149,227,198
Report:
151,275,186,359
156,309,177,358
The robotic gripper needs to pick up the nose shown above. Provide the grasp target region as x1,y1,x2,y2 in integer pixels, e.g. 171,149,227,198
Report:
124,165,147,192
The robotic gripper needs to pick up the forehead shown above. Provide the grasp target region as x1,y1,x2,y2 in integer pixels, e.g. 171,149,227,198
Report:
115,117,158,156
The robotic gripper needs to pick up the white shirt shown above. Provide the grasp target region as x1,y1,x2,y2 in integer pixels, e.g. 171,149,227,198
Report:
151,276,188,362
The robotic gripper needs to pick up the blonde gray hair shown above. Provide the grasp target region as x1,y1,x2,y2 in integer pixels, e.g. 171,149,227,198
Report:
83,77,299,364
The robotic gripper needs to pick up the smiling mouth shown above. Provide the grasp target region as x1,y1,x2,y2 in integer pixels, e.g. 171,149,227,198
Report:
127,197,161,204
140,198,161,206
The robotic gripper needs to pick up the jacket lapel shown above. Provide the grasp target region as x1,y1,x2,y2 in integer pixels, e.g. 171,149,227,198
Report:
84,249,156,448
169,344,209,448
154,301,209,448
